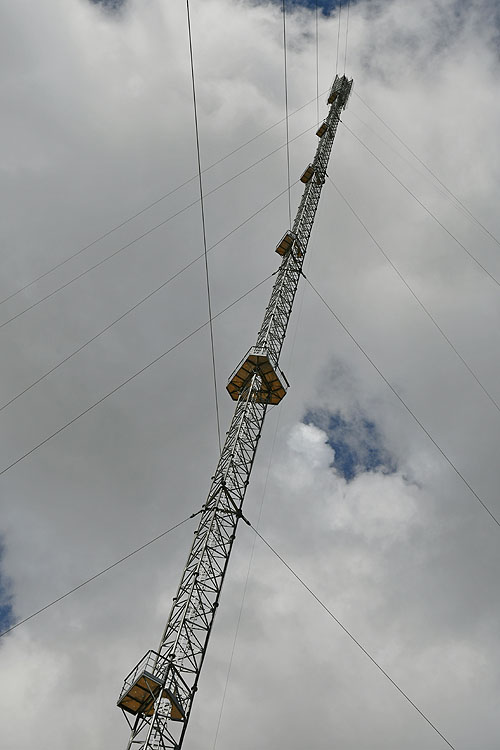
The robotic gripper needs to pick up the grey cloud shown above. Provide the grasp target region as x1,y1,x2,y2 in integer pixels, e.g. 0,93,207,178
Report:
1,0,500,748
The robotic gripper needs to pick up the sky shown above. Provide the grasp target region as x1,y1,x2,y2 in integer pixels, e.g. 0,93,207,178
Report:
1,0,500,748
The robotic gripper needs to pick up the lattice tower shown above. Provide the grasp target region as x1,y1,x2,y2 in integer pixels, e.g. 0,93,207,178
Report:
118,73,353,750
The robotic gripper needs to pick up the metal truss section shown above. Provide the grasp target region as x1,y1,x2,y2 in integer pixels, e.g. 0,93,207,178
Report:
121,375,268,750
256,74,353,368
119,74,352,750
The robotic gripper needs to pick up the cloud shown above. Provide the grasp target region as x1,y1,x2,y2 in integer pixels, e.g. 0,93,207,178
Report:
0,541,14,632
1,0,500,748
90,0,126,11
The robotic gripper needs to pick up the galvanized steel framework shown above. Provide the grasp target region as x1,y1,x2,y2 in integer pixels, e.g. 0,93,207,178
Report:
119,74,353,750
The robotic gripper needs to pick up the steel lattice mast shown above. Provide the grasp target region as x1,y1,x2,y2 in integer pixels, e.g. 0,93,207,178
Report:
118,73,353,750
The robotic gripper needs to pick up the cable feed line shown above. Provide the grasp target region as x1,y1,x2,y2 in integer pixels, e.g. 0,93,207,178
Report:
0,126,313,334
343,0,350,75
336,0,342,76
282,0,292,228
305,275,500,530
186,0,221,452
0,183,297,416
343,121,500,289
0,91,329,312
315,0,320,126
0,512,199,639
348,108,478,226
252,527,457,750
0,275,273,482
327,177,500,415
354,91,500,250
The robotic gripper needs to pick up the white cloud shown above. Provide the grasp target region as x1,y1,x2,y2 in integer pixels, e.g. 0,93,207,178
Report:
1,0,500,748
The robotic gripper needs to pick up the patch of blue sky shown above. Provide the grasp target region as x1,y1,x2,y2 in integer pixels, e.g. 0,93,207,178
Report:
0,543,14,634
90,0,126,10
304,409,397,481
89,0,348,18
273,1,358,17
284,0,338,14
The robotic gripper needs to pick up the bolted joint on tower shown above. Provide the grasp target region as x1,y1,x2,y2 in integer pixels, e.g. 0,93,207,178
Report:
117,73,352,750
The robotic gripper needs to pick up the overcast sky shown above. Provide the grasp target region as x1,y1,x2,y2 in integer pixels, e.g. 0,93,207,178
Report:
1,0,500,748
